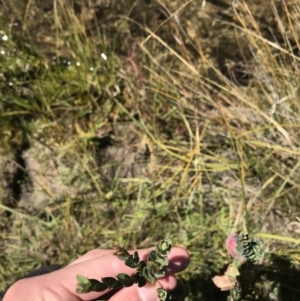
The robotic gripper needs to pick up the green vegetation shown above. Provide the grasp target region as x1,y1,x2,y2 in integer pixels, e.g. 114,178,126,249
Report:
1,0,300,300
76,240,172,300
213,233,267,301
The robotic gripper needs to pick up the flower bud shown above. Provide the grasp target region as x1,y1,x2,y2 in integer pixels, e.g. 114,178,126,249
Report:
225,234,247,263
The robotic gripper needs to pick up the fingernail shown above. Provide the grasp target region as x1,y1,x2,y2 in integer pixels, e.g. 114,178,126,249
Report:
138,283,160,301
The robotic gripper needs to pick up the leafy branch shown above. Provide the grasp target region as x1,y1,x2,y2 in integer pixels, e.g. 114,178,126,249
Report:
76,239,172,301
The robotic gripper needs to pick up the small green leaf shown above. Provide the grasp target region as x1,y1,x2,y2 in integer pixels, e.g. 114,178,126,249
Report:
136,260,146,273
76,275,91,285
102,277,117,287
91,281,109,292
156,240,172,255
76,275,92,293
116,273,134,287
125,255,140,268
117,273,130,282
133,251,140,264
154,256,168,268
131,273,141,284
76,285,90,294
124,278,135,287
147,261,156,270
76,286,86,293
137,276,147,287
157,288,168,301
114,246,130,261
142,265,156,284
148,250,157,261
89,279,109,292
153,270,166,279
111,280,123,290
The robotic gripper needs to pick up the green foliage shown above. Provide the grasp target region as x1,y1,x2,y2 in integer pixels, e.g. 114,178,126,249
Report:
213,232,267,301
236,232,266,263
76,240,172,301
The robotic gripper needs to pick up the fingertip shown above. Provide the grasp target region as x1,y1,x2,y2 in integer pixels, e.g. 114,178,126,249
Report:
167,247,190,274
158,274,177,291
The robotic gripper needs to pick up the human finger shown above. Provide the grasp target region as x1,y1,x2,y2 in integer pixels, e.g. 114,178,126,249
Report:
67,249,114,266
66,247,188,300
68,246,189,274
4,247,189,301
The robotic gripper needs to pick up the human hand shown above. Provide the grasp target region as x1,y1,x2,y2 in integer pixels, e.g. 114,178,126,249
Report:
3,246,190,301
